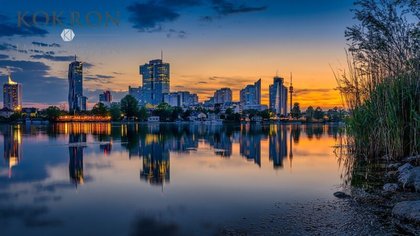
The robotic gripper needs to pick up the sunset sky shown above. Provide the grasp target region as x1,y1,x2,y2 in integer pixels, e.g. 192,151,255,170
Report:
0,0,356,109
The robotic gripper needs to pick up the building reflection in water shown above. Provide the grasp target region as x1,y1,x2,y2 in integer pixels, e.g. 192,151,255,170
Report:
240,124,262,167
269,125,287,169
69,133,86,186
139,134,170,186
1,123,341,186
3,125,22,178
208,131,232,157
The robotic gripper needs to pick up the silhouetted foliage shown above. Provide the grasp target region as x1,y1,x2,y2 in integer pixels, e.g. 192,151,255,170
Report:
121,95,139,118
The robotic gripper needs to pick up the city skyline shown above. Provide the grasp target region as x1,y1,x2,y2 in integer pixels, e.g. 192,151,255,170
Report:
0,0,352,109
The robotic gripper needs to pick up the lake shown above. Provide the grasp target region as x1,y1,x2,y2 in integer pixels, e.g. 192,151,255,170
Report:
0,123,345,235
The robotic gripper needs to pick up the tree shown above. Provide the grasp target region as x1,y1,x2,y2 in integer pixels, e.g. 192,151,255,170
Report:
109,104,122,121
181,109,192,120
305,106,314,121
153,103,173,121
258,109,271,120
91,102,109,116
137,106,148,121
43,106,62,121
291,103,302,119
313,106,324,120
120,95,139,118
327,107,342,122
171,107,183,121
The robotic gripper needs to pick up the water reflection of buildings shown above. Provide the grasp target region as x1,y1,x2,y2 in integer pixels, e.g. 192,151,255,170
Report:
208,132,232,157
240,125,263,166
69,133,86,186
41,123,341,187
269,125,288,169
139,135,170,186
3,125,22,178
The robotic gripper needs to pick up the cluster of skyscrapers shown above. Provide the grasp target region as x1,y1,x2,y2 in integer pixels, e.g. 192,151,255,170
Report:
1,55,292,116
129,58,199,107
203,76,290,117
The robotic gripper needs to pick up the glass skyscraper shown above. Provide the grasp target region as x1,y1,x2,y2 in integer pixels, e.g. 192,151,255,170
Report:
3,73,22,111
214,88,232,104
68,57,87,113
240,79,261,110
269,76,288,116
140,59,170,105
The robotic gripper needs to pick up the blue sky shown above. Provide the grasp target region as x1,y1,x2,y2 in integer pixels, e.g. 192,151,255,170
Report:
0,0,356,108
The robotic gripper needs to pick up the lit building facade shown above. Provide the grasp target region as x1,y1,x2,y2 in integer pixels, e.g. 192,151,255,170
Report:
240,79,261,110
140,59,170,105
68,57,87,113
269,76,288,116
214,88,232,104
3,73,22,111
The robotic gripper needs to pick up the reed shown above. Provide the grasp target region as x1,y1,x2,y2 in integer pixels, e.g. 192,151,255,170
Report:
334,0,419,161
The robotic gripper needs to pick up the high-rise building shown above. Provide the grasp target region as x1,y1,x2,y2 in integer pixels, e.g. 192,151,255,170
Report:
214,88,232,104
163,91,198,107
163,92,181,107
3,72,22,111
269,76,288,116
99,90,112,106
128,86,143,102
240,79,261,110
68,57,87,113
140,59,170,105
182,92,198,107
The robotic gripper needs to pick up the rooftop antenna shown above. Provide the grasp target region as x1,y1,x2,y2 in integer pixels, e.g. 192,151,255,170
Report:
161,50,163,61
6,67,16,84
74,54,77,61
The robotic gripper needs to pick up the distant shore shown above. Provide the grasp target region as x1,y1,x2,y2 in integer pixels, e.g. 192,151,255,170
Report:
0,120,345,125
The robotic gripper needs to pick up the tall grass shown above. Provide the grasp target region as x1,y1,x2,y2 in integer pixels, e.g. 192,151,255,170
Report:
334,0,419,161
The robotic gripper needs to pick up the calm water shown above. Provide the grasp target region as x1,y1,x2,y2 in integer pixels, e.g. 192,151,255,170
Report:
0,123,344,235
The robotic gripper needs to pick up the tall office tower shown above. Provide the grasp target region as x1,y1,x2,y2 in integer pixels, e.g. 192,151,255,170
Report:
3,72,22,111
269,76,288,116
240,79,261,110
214,88,232,104
140,59,170,105
68,56,87,113
99,90,112,106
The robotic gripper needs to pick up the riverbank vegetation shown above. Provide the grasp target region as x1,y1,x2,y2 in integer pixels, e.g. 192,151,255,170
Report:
334,0,419,161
